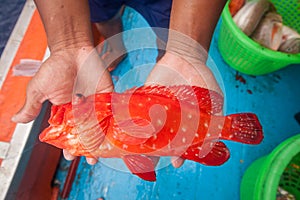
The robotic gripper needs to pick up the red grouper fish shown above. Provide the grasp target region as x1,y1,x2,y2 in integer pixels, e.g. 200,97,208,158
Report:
40,85,263,181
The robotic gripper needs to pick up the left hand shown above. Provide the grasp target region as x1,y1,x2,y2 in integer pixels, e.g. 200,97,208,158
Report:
145,51,224,168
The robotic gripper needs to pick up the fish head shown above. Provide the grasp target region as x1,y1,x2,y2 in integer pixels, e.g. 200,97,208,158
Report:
279,26,300,54
233,0,270,36
279,38,300,54
251,12,283,50
39,93,112,157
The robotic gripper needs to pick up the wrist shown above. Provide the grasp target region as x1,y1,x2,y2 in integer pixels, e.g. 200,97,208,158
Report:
166,30,208,66
34,0,94,53
50,44,99,69
48,32,93,53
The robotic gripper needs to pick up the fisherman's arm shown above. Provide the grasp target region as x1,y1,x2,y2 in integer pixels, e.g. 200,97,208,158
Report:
169,0,227,51
12,0,113,164
35,0,94,53
146,0,227,167
148,0,227,92
12,0,96,122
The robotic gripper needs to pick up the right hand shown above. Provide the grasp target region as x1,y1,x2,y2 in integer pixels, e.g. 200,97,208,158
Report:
146,52,224,168
12,46,114,164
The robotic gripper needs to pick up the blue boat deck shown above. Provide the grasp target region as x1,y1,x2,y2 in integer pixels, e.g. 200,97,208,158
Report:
54,7,300,200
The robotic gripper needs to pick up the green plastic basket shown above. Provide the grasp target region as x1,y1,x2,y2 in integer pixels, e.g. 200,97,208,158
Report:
218,0,300,75
240,134,300,200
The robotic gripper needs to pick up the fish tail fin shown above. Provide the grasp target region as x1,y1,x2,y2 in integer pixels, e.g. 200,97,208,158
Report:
221,113,263,144
181,141,230,166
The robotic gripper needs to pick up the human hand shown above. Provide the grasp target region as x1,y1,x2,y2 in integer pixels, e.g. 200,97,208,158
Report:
12,47,113,164
145,51,224,168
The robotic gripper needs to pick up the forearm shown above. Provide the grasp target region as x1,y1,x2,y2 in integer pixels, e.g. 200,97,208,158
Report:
34,0,93,52
169,0,227,51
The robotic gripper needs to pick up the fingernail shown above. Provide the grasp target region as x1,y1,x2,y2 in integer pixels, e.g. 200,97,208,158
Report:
86,158,97,165
73,93,85,105
171,157,185,168
11,115,17,122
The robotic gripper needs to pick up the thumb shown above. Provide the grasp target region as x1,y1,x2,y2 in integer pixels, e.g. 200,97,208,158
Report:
11,84,44,123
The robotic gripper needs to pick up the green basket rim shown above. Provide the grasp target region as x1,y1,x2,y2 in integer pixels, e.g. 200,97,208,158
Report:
222,2,300,65
254,134,300,199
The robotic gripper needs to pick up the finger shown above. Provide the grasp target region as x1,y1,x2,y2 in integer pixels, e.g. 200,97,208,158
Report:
74,49,113,96
11,82,44,123
86,157,98,165
171,156,185,168
63,149,76,161
149,156,160,167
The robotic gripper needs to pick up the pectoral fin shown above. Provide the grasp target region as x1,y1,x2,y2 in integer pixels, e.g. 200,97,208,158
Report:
113,118,156,145
123,155,156,182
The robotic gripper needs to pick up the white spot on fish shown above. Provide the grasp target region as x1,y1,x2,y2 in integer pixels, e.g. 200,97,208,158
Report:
123,144,128,149
153,134,157,140
195,153,199,157
68,140,77,145
195,133,199,138
100,144,107,150
181,127,187,132
106,143,112,150
187,113,192,119
157,119,163,126
184,152,188,155
66,134,74,139
164,105,169,110
204,122,209,128
197,147,202,151
147,97,151,101
218,124,223,129
182,137,186,143
207,133,211,137
138,103,143,107
170,128,174,133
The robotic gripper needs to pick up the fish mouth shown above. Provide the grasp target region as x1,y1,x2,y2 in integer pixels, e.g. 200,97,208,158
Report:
39,125,65,142
39,125,77,149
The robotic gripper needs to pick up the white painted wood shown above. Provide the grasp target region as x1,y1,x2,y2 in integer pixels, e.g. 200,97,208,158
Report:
0,142,10,159
0,122,33,200
0,0,36,89
0,0,37,199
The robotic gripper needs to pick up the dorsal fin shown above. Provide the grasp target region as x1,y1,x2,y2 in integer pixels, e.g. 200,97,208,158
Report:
125,85,223,114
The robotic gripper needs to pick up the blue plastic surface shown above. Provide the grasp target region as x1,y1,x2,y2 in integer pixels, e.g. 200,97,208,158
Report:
54,7,300,200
